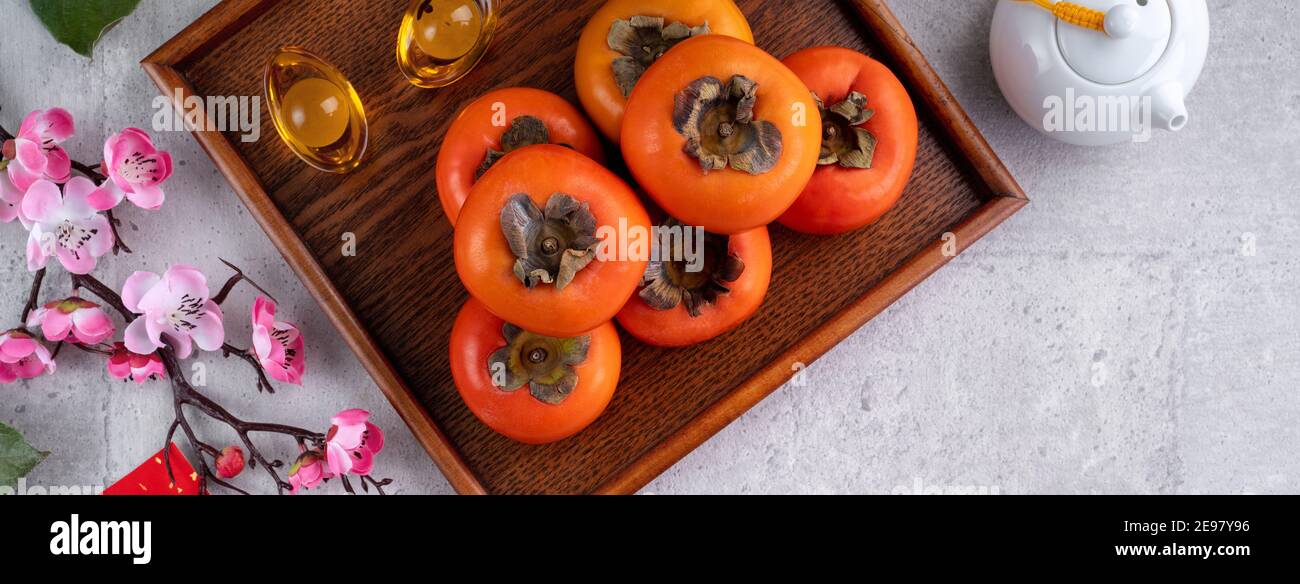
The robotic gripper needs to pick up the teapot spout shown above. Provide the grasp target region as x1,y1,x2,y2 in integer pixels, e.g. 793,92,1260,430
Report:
1148,82,1188,132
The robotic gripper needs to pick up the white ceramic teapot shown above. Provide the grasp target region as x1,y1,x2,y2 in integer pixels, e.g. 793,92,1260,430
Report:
990,0,1208,145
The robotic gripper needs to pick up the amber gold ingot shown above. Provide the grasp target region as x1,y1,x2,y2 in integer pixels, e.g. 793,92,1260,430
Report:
397,0,497,88
264,46,368,173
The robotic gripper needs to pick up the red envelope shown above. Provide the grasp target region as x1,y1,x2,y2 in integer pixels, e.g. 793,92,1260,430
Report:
103,443,202,495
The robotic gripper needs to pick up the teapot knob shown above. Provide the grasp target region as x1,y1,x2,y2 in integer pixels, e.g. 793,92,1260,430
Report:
1104,4,1140,38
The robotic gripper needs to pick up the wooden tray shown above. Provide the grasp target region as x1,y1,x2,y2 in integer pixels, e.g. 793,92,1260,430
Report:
143,0,1026,494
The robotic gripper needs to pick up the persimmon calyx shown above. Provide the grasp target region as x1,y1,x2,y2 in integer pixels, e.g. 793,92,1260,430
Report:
487,322,590,405
815,91,877,169
500,192,599,290
608,15,711,98
673,75,783,175
478,116,549,178
639,220,745,317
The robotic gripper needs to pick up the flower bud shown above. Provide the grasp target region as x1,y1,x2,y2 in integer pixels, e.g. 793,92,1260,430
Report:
216,446,245,479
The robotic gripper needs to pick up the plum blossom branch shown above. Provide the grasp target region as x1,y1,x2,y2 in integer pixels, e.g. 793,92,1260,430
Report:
68,159,106,184
361,474,392,495
22,268,45,322
68,342,113,356
0,108,12,141
69,273,132,321
66,269,385,495
212,258,276,305
337,474,393,495
105,211,131,255
4,106,388,495
159,347,322,494
222,342,275,394
70,270,320,493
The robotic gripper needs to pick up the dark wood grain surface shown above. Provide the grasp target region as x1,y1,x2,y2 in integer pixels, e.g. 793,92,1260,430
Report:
147,0,1022,493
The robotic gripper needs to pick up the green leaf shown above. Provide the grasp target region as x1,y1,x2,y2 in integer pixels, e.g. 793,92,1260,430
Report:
29,0,142,58
0,422,48,489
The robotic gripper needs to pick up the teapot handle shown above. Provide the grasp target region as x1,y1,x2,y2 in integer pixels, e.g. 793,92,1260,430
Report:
1015,0,1105,33
1016,0,1144,38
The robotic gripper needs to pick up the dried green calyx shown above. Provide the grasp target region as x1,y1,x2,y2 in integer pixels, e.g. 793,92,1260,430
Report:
640,220,745,317
478,116,550,179
673,75,783,175
500,192,599,290
815,91,877,169
487,323,590,405
608,15,711,97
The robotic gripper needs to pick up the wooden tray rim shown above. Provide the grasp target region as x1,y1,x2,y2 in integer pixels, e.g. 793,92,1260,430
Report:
141,0,1027,495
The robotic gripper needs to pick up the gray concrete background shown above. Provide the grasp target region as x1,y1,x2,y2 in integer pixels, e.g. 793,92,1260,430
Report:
1,0,1295,495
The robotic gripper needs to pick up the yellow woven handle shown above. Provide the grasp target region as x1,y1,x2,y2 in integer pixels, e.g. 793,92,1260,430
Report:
1019,0,1106,33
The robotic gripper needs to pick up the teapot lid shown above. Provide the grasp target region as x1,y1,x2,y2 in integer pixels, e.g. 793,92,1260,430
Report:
1057,0,1171,85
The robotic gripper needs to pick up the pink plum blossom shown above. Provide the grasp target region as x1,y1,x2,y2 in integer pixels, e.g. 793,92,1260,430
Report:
0,329,56,384
324,409,385,477
121,264,225,359
26,297,115,344
96,128,173,211
288,450,328,494
250,296,304,385
22,177,115,274
5,108,74,192
106,341,165,384
0,171,22,223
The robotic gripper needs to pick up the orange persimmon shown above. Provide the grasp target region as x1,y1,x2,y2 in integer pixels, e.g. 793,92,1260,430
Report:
617,224,770,347
450,298,621,444
621,35,822,235
436,87,605,225
777,47,918,235
575,0,753,144
454,144,649,337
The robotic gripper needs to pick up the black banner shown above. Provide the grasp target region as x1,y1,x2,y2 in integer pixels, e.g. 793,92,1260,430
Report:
0,495,1288,572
